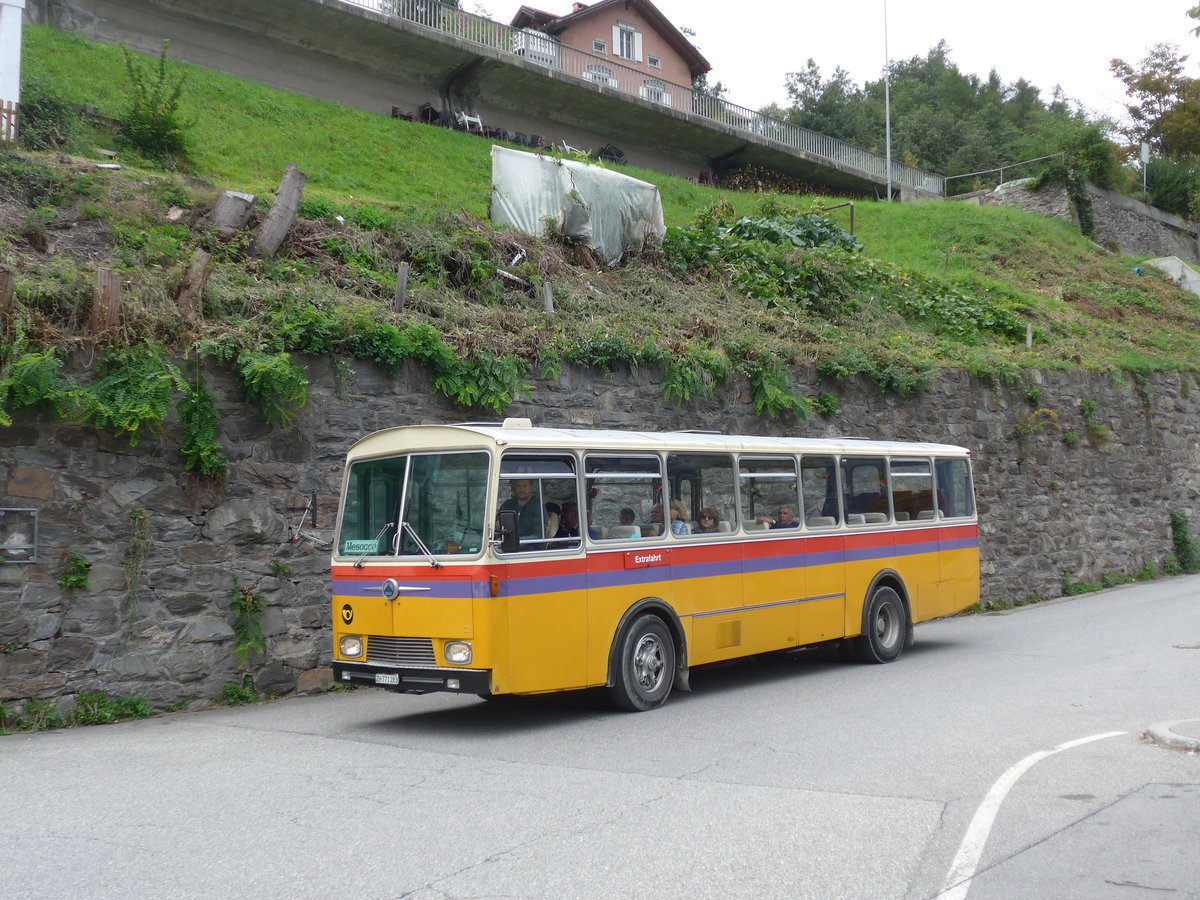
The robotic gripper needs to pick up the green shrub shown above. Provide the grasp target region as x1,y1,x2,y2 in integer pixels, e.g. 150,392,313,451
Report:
118,40,191,161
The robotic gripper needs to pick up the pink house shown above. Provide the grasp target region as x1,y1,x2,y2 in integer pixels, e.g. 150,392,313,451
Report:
510,0,710,104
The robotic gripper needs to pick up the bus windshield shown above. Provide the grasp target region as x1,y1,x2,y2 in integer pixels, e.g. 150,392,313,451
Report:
337,451,490,558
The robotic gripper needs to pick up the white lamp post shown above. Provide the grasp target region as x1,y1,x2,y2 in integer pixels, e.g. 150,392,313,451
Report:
884,0,892,202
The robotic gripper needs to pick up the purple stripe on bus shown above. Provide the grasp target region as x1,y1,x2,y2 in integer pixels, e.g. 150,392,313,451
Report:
334,536,980,598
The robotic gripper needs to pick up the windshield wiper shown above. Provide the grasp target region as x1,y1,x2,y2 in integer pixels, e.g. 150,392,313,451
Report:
402,520,443,568
353,522,394,569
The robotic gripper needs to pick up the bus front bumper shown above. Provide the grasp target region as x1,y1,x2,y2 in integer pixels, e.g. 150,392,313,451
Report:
333,662,491,694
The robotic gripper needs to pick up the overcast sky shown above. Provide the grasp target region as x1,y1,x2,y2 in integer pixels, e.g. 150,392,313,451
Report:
477,0,1199,123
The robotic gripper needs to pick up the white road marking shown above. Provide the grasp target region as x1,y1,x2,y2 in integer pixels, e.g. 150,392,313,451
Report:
936,731,1126,900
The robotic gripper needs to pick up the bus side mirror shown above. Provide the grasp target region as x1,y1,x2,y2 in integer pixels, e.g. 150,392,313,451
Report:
496,510,520,553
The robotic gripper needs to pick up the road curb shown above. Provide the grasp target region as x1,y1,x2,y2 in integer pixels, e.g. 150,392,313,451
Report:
1145,719,1200,751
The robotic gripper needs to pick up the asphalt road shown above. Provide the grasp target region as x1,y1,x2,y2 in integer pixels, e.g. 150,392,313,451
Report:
3,576,1198,900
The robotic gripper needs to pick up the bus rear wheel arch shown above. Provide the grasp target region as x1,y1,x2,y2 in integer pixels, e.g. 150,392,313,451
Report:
608,613,676,711
850,581,910,664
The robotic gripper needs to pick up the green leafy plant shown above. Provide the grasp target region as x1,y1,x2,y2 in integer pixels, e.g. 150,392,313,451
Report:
177,377,228,477
220,676,259,706
1100,569,1132,588
8,697,61,732
57,551,91,602
813,392,839,418
660,345,733,405
1061,429,1080,448
118,40,192,161
76,348,178,446
742,357,812,419
235,351,308,427
70,691,152,726
228,577,267,667
267,559,293,578
1061,572,1100,596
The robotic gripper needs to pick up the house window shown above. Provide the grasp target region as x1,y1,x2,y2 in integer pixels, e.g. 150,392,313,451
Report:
593,38,606,54
587,65,613,86
648,54,661,69
614,21,641,61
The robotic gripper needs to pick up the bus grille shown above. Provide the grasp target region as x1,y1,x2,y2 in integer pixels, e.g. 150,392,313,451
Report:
366,636,436,666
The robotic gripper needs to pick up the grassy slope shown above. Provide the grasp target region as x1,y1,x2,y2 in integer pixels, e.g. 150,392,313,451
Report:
14,25,1200,381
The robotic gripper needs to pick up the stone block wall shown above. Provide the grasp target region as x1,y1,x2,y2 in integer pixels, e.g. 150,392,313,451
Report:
2,356,1198,710
978,180,1200,263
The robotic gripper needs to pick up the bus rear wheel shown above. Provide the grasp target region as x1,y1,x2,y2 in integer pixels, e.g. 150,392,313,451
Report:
609,614,675,711
852,585,906,664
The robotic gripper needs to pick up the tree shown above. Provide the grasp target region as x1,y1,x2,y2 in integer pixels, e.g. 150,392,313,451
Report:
1109,43,1199,155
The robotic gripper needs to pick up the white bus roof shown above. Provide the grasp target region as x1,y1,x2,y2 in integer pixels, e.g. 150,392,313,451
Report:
345,419,971,460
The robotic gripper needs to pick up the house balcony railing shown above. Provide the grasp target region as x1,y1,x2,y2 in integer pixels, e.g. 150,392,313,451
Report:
340,0,946,195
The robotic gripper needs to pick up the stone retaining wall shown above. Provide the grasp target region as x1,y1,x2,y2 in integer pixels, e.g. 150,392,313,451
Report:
978,180,1200,263
3,357,1198,710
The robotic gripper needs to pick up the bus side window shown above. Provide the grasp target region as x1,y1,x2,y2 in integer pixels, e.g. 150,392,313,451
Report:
585,454,663,541
497,454,579,553
801,456,839,526
935,458,975,518
841,457,890,523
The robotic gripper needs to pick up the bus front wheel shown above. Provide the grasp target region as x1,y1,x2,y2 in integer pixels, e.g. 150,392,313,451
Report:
609,614,675,711
852,585,907,664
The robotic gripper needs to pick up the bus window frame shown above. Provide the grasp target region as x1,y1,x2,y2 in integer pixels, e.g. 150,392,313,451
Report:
736,455,800,535
800,454,842,528
584,453,664,541
887,456,936,525
840,456,892,527
667,451,737,537
496,451,583,555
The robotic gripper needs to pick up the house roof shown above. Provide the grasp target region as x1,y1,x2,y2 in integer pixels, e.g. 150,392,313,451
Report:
510,0,711,78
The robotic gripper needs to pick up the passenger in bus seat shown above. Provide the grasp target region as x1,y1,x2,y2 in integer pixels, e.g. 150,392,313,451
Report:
757,505,799,528
554,501,580,539
694,508,721,533
669,499,691,535
644,504,664,537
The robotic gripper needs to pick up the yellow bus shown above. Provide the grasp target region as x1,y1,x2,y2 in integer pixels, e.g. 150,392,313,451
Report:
331,419,978,711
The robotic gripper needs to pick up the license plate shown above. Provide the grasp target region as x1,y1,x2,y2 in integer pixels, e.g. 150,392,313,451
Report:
375,672,400,685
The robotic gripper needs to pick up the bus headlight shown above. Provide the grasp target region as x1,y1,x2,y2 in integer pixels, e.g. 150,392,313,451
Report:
339,636,364,658
444,641,472,664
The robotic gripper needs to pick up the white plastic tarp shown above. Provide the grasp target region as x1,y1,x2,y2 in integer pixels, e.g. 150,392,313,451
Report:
490,145,665,265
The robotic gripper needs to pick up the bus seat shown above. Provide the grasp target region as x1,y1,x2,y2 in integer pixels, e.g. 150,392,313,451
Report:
864,512,888,524
718,520,732,532
894,511,910,521
607,524,641,539
806,516,836,527
744,521,769,531
846,513,866,525
917,509,936,520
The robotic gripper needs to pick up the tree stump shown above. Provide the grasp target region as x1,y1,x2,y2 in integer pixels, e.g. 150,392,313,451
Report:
0,265,14,340
89,268,122,333
210,190,256,236
175,249,212,319
250,164,307,258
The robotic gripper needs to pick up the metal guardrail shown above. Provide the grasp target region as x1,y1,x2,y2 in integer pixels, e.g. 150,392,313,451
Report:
339,0,946,195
